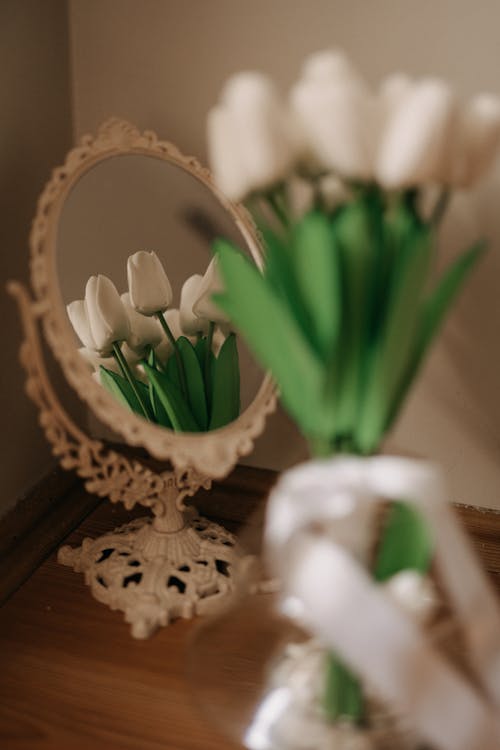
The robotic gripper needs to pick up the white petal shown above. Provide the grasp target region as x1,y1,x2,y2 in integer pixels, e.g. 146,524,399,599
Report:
209,72,296,201
179,274,209,335
67,300,97,350
291,79,376,179
376,78,456,188
192,257,229,325
452,93,500,187
127,251,172,316
121,292,163,354
85,275,130,354
207,106,249,202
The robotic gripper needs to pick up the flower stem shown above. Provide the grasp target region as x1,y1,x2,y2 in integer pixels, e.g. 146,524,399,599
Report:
156,311,188,398
112,342,151,421
266,190,289,232
205,321,215,412
430,188,450,226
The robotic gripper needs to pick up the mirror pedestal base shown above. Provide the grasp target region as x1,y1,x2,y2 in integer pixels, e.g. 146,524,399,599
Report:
58,507,242,639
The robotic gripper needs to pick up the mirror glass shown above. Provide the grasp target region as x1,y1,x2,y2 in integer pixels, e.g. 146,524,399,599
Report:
56,153,264,431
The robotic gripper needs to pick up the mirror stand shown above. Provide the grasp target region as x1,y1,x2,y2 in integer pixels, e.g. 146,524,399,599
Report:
8,281,248,639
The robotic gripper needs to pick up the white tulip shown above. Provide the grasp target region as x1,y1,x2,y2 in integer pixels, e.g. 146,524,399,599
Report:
448,93,500,187
179,274,209,336
290,49,376,180
376,78,456,188
192,256,230,326
208,72,297,202
383,570,439,625
67,299,97,351
127,250,173,316
85,275,130,356
120,292,163,355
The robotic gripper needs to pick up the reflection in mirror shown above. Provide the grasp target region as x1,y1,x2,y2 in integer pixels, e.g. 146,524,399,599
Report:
58,154,264,432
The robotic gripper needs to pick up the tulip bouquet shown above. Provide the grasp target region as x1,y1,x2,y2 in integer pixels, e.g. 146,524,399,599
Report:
205,50,500,731
67,250,240,433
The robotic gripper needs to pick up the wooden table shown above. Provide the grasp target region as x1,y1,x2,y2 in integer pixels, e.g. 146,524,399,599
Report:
0,465,498,750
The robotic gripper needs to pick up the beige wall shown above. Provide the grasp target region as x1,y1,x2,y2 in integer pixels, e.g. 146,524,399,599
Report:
0,1,74,516
67,0,500,508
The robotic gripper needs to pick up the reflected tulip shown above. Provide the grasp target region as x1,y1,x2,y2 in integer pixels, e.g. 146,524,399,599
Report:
121,292,163,354
127,250,173,316
193,257,230,326
67,300,96,351
85,274,130,355
180,274,209,336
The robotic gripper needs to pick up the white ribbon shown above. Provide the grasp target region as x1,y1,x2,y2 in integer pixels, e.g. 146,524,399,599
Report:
265,456,500,750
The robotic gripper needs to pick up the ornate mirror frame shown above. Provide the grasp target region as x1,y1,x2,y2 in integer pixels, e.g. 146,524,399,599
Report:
9,119,276,638
30,117,276,477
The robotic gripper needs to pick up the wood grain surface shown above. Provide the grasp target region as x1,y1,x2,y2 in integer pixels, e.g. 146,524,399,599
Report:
0,465,498,750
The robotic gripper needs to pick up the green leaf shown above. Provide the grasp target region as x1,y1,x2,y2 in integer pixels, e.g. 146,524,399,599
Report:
142,349,171,426
323,654,364,722
356,220,433,453
333,198,376,439
291,211,342,358
99,366,149,418
177,336,208,430
165,349,182,392
143,363,200,432
261,227,313,344
209,333,240,430
213,240,330,439
385,241,485,434
419,241,485,356
194,336,207,370
374,501,433,581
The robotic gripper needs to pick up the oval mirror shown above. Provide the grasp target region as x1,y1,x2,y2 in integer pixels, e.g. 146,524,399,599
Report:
31,119,276,479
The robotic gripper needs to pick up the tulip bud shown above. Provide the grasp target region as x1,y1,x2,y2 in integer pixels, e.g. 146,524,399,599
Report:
291,50,376,180
449,93,500,187
208,72,297,202
179,274,210,336
120,292,163,355
85,275,130,356
192,256,230,326
127,250,173,316
376,78,456,188
67,300,97,351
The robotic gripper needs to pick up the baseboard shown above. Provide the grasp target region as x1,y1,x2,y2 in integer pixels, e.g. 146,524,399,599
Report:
0,465,101,605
